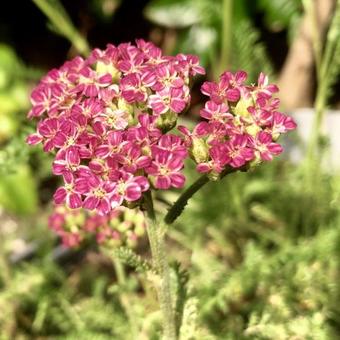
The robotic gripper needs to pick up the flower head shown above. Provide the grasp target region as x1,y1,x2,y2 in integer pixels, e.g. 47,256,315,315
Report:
49,205,146,248
27,40,204,214
183,70,296,177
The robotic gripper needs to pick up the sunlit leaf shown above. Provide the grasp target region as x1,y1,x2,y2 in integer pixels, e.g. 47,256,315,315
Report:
144,0,202,28
0,165,38,215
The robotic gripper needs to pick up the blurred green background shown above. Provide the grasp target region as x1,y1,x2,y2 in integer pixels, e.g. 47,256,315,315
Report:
1,0,340,339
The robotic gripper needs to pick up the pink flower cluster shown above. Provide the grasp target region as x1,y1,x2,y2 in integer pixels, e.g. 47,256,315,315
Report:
27,40,205,215
49,205,146,248
27,40,296,217
179,71,296,177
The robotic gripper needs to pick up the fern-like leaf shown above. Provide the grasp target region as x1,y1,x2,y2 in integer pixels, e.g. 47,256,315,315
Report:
113,246,153,274
232,20,274,81
179,297,199,340
170,261,190,335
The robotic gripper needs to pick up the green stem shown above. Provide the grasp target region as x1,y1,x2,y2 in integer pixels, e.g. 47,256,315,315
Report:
306,1,340,175
303,0,322,80
144,191,177,340
165,168,238,225
0,232,11,286
165,174,209,225
219,0,233,74
0,234,15,337
32,0,90,56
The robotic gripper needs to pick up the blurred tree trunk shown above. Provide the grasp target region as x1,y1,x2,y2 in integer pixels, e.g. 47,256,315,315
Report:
278,0,336,110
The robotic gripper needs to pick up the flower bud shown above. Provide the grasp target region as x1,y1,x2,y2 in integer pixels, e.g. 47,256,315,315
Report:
124,200,140,209
126,231,138,248
134,221,145,237
207,170,221,181
190,138,209,163
248,155,262,168
96,61,120,82
232,96,253,118
118,98,134,115
117,220,132,232
156,111,178,133
245,124,261,137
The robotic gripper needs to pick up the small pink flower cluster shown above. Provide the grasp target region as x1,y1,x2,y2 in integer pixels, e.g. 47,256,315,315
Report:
179,71,296,178
49,205,146,248
27,40,205,215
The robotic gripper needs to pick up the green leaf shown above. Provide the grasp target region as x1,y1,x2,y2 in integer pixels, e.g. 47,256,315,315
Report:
179,297,199,339
0,165,39,215
113,246,154,274
257,0,302,32
0,44,22,90
144,0,202,28
175,25,218,67
171,262,189,334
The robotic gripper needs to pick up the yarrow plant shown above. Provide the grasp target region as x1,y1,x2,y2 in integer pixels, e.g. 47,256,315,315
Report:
26,40,296,339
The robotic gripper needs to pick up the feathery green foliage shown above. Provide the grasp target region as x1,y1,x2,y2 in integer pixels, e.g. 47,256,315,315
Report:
113,246,153,274
232,20,274,81
257,0,302,40
144,0,277,78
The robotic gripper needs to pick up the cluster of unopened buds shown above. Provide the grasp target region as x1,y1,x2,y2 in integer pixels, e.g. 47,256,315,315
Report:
49,205,146,248
27,39,296,218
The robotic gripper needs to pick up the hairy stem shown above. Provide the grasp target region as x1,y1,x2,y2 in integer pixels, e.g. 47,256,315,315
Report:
143,168,240,336
144,191,177,340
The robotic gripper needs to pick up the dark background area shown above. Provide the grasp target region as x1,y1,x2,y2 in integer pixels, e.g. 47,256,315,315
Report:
0,0,151,67
0,0,288,71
